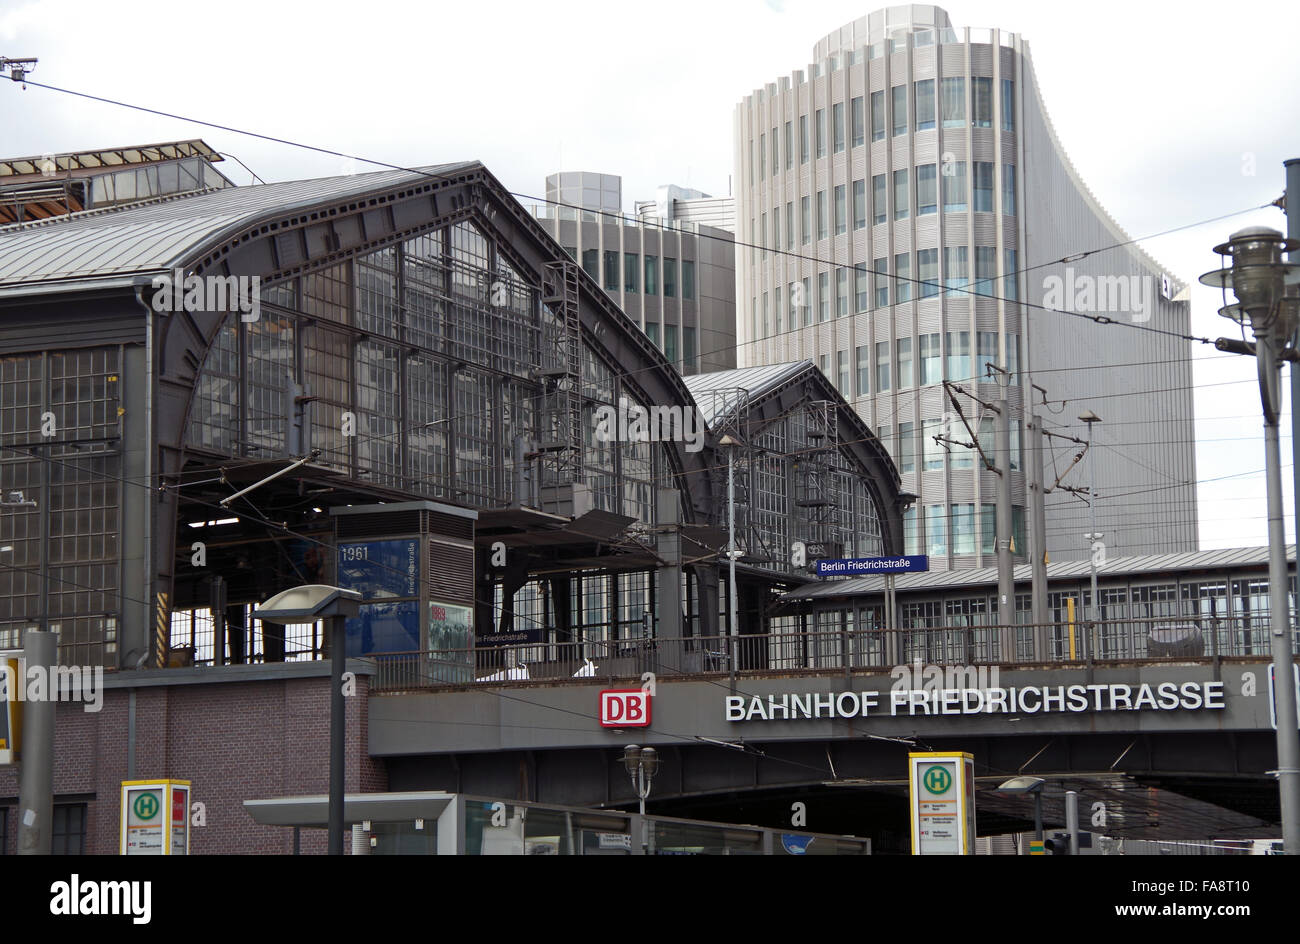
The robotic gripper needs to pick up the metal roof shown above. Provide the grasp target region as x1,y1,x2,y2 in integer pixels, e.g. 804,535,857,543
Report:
682,361,814,427
0,139,223,179
0,162,474,295
783,544,1297,600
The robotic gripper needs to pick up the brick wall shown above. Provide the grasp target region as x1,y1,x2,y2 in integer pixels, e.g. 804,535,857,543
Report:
0,668,386,854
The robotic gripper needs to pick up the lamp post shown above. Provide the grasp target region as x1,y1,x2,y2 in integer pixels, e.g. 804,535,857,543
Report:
1079,410,1102,661
996,775,1046,845
1201,226,1300,854
254,584,361,855
623,744,659,854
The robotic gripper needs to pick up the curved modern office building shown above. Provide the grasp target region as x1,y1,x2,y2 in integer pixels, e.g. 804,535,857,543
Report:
735,5,1198,570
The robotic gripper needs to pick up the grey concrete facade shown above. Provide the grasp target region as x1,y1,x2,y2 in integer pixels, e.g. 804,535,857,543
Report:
534,172,737,374
734,5,1198,570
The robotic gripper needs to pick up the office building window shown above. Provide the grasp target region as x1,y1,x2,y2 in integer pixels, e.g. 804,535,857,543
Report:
975,246,997,297
832,102,845,153
772,206,781,251
851,179,867,230
871,90,886,141
972,76,993,128
918,248,939,298
875,340,891,392
1006,331,1021,385
773,285,782,333
801,196,811,245
834,184,847,235
800,114,810,164
874,257,889,308
788,281,800,325
802,276,813,326
582,249,598,282
893,169,909,221
918,332,939,385
899,421,915,474
1003,165,1016,216
944,246,968,296
771,127,779,174
941,77,965,128
981,503,996,555
895,252,911,303
563,245,577,259
683,326,696,370
761,292,769,337
644,255,658,294
946,330,970,382
52,803,87,855
623,252,638,293
1001,79,1015,132
785,120,793,169
856,345,870,396
665,323,678,364
923,420,944,472
604,251,619,291
952,503,976,553
1004,248,1019,301
759,132,766,178
973,161,994,212
892,85,907,136
926,504,947,556
837,350,850,394
898,336,914,388
682,260,694,300
785,200,794,247
819,353,830,376
818,271,830,321
872,174,887,225
817,190,828,239
836,266,849,316
855,265,869,312
904,506,920,555
647,320,660,348
851,95,865,147
942,160,967,213
914,79,936,132
816,108,826,158
977,332,998,376
917,163,937,215
760,214,766,259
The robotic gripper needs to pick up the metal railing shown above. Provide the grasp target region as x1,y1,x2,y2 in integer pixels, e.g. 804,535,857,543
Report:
369,616,1298,693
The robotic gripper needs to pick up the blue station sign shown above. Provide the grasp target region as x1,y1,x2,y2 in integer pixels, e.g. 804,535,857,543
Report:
815,555,930,577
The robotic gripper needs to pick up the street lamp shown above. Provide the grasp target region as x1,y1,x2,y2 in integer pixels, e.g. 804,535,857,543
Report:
996,776,1046,845
1079,410,1102,660
254,584,361,855
623,744,660,854
1200,226,1300,855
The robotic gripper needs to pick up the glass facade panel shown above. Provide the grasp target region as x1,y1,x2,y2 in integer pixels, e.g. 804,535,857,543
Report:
914,79,936,131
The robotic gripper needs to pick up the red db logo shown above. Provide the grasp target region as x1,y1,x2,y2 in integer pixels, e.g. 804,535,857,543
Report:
599,689,651,728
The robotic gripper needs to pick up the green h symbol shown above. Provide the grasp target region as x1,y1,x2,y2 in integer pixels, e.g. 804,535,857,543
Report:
923,765,951,794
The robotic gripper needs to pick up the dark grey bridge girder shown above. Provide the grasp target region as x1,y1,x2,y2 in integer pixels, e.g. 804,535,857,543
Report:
148,162,718,667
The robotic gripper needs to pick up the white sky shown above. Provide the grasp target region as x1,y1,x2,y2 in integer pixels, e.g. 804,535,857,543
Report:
3,0,1299,550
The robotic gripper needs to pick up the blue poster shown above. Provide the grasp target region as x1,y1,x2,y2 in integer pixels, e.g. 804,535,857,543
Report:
337,539,419,600
346,600,420,657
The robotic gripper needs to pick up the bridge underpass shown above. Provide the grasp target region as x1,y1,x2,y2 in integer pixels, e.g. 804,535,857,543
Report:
372,660,1290,847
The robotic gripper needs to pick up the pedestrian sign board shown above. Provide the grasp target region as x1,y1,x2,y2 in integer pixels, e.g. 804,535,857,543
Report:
908,752,976,855
121,779,190,855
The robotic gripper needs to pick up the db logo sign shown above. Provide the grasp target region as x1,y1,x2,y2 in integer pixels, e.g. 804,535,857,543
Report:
599,689,651,728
